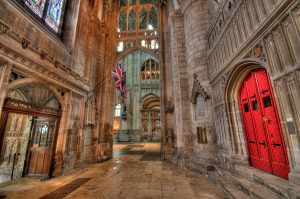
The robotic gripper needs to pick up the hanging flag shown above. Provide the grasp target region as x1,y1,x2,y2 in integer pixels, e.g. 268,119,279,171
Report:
112,63,124,89
112,63,126,100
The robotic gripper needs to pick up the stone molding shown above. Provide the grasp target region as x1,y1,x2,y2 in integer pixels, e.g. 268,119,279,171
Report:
0,43,89,96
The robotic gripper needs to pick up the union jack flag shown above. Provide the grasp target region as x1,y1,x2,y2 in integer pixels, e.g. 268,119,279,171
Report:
112,63,124,89
112,63,126,100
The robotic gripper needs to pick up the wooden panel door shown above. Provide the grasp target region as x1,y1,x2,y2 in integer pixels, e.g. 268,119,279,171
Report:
27,118,57,176
254,69,290,179
240,69,290,179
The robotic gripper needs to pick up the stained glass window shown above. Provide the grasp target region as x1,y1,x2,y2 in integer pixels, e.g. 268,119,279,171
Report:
24,0,67,33
45,0,66,33
119,11,127,32
120,0,127,7
128,10,136,30
149,8,158,29
25,0,47,18
128,0,136,6
139,9,147,29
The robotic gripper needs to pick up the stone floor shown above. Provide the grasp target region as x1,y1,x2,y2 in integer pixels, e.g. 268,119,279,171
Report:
0,143,226,199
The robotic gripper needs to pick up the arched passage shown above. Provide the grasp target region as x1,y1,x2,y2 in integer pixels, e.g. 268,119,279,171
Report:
140,94,161,141
112,50,161,143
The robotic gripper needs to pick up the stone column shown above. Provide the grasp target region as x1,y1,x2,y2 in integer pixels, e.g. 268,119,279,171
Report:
178,0,220,166
160,1,176,161
168,9,193,163
52,91,71,177
0,61,11,120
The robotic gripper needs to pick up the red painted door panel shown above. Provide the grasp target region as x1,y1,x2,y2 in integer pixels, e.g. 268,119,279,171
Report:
240,69,290,179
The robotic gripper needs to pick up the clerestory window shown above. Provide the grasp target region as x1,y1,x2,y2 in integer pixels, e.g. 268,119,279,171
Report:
22,0,67,33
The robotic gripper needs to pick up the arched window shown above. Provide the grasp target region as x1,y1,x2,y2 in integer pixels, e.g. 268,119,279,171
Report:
115,104,121,116
139,8,148,29
149,7,158,29
141,59,159,80
119,11,127,32
25,0,67,33
128,10,136,31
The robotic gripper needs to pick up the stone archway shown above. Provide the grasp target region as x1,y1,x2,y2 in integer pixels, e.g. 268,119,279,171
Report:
224,60,291,179
140,94,160,142
224,61,269,165
0,83,63,182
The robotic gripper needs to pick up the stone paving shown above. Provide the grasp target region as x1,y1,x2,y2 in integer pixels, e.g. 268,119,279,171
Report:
0,143,226,199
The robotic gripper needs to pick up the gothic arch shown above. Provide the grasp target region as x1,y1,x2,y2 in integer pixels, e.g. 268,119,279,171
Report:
7,78,65,110
115,47,160,64
223,59,269,163
223,58,293,168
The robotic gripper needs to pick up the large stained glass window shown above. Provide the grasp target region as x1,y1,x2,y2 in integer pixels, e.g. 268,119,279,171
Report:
149,8,157,29
139,9,147,29
119,11,127,32
45,0,66,32
128,10,136,31
24,0,67,33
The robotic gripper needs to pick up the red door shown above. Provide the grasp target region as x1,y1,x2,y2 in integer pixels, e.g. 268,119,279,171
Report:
240,69,290,179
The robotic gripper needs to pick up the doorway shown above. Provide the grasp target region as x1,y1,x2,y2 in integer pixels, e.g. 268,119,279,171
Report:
239,68,290,179
0,84,61,182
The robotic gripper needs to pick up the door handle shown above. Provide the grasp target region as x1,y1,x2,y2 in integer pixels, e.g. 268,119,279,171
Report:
263,117,271,124
259,141,267,148
271,141,281,148
249,141,255,144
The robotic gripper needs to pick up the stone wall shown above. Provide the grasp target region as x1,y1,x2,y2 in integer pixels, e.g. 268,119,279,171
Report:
208,0,300,185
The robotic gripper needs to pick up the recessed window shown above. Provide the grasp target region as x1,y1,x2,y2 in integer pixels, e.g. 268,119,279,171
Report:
243,103,249,112
263,96,272,108
252,100,258,110
24,0,67,33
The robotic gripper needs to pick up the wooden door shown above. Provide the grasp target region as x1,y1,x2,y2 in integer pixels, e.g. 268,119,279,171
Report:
27,118,57,176
240,69,290,179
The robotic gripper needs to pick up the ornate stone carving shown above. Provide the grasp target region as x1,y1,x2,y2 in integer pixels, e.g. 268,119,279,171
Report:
21,39,30,49
40,50,48,60
0,24,8,35
253,44,266,62
191,74,209,104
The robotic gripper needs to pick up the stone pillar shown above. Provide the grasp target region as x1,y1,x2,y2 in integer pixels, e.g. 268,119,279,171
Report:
160,1,176,161
168,9,193,163
0,61,11,120
179,0,218,165
52,91,71,177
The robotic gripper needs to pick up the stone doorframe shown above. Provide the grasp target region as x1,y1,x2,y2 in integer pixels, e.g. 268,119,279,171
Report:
223,59,297,180
0,65,68,177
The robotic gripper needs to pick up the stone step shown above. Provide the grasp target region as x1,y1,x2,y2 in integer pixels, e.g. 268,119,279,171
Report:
234,165,294,198
208,171,251,199
220,169,284,199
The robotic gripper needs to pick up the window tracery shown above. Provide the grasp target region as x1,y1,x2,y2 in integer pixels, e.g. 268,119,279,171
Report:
117,0,159,52
141,59,159,80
